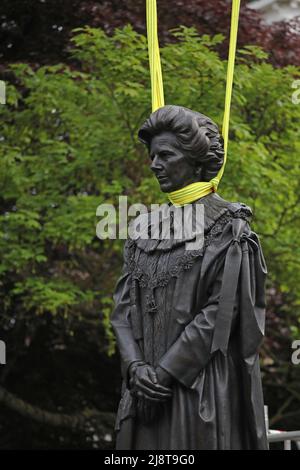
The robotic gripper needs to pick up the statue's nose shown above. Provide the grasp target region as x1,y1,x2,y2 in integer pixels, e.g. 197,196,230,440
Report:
150,155,163,172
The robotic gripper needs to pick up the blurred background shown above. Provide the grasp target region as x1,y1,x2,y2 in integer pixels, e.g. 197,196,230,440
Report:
0,0,299,449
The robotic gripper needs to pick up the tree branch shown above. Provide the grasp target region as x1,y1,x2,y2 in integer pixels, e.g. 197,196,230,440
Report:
0,385,115,434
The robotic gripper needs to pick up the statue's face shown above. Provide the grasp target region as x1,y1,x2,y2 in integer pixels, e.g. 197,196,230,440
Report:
149,131,199,192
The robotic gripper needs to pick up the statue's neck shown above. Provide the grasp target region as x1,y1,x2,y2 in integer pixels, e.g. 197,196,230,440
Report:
167,181,216,207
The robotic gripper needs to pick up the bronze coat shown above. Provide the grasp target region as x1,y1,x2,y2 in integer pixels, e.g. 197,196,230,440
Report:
111,193,268,450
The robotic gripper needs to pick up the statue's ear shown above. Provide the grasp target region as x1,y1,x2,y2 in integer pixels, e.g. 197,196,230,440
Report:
194,165,203,180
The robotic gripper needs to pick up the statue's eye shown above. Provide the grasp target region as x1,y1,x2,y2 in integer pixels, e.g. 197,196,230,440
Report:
160,151,171,157
149,151,173,161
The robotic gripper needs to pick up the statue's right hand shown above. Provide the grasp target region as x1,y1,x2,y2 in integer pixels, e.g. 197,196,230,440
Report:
129,363,172,402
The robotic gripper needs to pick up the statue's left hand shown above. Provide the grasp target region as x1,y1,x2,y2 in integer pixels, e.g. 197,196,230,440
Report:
129,364,172,401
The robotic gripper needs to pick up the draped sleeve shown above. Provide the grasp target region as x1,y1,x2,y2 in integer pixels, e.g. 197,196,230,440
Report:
110,240,144,388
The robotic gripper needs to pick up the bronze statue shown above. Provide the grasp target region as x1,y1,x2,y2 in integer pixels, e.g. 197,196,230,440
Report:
111,105,268,450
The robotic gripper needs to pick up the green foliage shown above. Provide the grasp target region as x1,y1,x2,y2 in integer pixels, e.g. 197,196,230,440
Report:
11,277,94,316
0,24,299,357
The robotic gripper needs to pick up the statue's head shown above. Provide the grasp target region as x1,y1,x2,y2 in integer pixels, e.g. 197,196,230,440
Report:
138,105,224,192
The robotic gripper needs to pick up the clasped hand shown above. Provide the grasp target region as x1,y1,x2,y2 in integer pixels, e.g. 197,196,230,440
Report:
129,363,172,402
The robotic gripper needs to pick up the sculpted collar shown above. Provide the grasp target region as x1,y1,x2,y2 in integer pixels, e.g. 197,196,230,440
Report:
128,193,252,252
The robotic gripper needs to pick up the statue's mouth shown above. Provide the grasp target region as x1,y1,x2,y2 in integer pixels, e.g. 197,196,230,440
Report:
156,175,168,181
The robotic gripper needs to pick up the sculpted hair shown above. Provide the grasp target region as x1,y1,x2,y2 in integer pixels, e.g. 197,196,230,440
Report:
138,105,224,181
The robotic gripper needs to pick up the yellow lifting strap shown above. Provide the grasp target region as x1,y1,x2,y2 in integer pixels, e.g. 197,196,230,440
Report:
146,0,165,112
146,0,241,201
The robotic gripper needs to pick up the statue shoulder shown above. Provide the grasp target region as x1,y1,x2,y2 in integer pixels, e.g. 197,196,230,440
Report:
200,195,254,253
208,192,253,221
